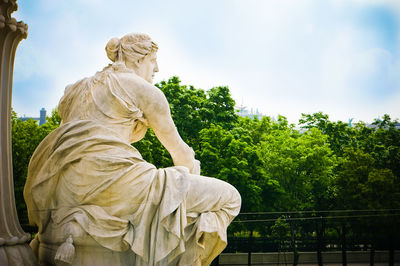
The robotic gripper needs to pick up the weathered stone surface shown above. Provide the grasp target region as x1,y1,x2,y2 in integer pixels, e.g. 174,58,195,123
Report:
24,33,241,265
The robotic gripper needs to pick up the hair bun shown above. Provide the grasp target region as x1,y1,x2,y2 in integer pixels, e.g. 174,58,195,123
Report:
105,37,121,62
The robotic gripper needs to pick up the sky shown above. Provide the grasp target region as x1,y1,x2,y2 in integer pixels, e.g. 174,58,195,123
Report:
12,0,400,124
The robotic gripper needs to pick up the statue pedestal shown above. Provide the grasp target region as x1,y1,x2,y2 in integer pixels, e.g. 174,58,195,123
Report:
0,1,38,265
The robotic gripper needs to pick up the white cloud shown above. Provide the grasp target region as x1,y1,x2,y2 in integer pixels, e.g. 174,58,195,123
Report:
11,0,400,123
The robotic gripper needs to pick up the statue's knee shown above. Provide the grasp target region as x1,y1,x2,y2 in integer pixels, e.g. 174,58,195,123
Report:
225,184,241,214
232,187,241,209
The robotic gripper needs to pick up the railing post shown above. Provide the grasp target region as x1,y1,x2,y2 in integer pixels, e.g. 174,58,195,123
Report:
289,216,299,266
248,229,253,266
369,242,374,266
316,217,324,266
341,224,347,266
389,234,394,266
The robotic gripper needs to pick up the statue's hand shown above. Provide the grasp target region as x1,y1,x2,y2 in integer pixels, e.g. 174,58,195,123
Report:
190,159,201,175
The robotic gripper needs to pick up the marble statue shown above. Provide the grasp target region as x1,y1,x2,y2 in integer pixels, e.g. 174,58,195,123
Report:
24,33,241,266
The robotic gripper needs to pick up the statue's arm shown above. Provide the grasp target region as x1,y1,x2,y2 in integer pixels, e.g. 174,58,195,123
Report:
135,81,200,174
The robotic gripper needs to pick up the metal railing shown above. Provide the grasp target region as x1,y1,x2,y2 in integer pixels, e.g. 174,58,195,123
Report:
212,209,400,266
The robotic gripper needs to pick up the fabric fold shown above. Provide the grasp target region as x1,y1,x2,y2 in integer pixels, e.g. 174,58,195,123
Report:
24,65,241,265
24,120,193,264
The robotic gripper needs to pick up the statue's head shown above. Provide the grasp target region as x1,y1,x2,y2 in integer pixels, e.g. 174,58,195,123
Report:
106,33,159,83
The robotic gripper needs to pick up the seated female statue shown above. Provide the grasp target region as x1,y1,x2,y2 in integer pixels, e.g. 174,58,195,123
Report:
24,33,241,266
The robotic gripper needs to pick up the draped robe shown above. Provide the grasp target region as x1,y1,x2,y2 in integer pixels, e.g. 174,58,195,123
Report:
24,65,241,265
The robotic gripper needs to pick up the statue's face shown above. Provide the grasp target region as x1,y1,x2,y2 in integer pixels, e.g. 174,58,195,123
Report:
136,52,159,83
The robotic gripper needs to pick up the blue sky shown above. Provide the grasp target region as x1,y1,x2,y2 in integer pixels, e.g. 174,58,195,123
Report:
12,0,400,123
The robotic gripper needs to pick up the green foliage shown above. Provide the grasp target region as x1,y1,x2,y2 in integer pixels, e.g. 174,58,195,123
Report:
133,128,173,167
271,216,291,239
299,112,355,156
12,109,60,225
365,116,400,177
204,86,237,129
258,125,336,211
11,78,400,241
155,76,238,150
155,77,208,144
46,108,61,126
197,124,264,212
300,112,400,210
335,148,400,210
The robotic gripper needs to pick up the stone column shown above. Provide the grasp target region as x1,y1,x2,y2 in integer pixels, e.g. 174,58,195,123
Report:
0,0,38,265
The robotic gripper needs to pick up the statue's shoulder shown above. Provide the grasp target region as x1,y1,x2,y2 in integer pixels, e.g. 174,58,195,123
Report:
115,71,161,94
107,68,166,111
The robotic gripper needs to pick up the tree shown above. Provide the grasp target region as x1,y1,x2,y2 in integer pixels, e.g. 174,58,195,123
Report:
155,77,208,145
258,120,336,212
198,124,264,213
205,86,238,130
299,112,356,156
133,128,173,168
12,109,60,225
335,148,400,210
366,115,400,178
155,77,238,151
